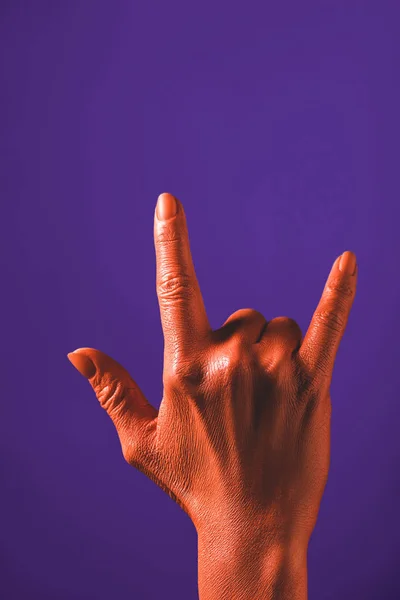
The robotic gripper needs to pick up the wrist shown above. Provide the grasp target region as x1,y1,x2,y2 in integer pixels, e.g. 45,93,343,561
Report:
196,524,308,600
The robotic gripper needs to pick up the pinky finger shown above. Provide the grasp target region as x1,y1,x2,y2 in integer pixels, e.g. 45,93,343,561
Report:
298,251,358,387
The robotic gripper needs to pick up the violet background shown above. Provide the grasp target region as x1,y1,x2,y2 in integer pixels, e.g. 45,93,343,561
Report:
1,1,399,599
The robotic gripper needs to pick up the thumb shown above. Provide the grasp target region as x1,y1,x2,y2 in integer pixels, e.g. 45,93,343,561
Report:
67,347,158,468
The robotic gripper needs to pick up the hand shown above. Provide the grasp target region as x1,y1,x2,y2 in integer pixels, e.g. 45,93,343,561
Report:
67,193,357,596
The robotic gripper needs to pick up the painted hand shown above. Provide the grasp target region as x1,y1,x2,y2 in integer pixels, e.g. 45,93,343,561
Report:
67,193,357,546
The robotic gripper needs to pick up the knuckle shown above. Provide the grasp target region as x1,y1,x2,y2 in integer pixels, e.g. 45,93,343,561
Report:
313,308,346,335
165,359,205,389
227,344,246,369
157,272,194,302
156,227,182,245
272,316,298,329
96,378,128,415
284,317,298,330
274,316,303,339
211,342,252,378
325,276,354,301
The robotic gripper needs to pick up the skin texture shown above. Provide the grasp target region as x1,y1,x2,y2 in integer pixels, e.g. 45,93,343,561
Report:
67,193,357,599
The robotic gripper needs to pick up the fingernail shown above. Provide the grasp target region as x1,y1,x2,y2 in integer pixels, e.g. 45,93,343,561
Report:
156,193,177,221
339,251,357,276
67,351,96,378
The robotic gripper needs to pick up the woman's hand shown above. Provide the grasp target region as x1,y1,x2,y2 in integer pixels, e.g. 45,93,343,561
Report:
67,193,357,598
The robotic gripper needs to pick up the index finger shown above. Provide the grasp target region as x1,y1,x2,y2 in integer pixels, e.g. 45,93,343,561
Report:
154,193,211,370
298,251,358,385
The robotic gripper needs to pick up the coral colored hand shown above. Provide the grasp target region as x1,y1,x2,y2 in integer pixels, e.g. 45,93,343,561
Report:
67,193,357,549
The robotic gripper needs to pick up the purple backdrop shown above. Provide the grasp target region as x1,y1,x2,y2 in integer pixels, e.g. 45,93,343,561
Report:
1,2,399,599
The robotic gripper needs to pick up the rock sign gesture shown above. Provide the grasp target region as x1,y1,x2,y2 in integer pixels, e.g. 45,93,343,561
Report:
67,193,357,599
